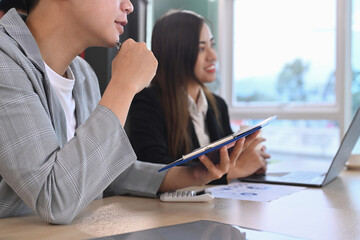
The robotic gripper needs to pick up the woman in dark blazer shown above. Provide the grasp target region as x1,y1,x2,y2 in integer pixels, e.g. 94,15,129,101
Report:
127,10,269,184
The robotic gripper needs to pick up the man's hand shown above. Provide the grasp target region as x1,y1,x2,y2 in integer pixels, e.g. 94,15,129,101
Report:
99,39,158,125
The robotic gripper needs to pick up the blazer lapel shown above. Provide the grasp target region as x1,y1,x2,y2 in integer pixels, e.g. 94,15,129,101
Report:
206,102,223,142
1,9,68,146
2,9,45,74
189,119,200,149
71,62,87,127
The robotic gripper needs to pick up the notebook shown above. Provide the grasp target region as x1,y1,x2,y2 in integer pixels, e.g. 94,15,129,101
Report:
240,108,360,187
90,220,307,240
158,116,277,172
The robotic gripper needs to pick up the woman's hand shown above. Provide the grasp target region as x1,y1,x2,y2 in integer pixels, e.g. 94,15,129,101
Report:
227,136,271,180
193,137,245,184
158,138,245,192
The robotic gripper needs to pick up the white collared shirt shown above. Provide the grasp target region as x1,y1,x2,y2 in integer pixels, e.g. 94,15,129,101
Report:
188,88,210,147
44,62,76,141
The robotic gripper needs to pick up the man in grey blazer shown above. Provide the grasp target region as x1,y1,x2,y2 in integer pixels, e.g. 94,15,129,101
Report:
0,0,250,224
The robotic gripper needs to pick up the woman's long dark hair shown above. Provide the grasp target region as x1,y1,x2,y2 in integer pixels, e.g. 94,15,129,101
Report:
151,10,220,159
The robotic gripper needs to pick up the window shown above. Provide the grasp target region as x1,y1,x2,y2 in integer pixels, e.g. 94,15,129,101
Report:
232,0,336,105
218,0,354,157
352,0,360,153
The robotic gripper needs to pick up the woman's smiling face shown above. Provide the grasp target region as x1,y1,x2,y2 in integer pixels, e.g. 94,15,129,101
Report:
194,23,217,84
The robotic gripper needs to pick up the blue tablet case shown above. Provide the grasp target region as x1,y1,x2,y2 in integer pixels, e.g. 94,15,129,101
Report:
158,116,276,172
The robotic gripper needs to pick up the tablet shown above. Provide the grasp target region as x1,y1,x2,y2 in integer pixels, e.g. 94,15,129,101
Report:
158,115,277,172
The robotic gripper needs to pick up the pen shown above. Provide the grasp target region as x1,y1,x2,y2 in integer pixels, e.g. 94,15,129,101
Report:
116,41,122,50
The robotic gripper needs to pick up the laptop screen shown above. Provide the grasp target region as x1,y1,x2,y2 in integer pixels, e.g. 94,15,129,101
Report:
323,108,360,185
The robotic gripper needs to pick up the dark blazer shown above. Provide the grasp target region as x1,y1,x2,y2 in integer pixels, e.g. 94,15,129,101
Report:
126,85,234,184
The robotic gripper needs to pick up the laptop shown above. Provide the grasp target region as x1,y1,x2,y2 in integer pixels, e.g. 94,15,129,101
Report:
240,108,360,187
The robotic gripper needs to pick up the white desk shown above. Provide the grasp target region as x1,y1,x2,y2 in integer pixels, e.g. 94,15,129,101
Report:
0,170,359,240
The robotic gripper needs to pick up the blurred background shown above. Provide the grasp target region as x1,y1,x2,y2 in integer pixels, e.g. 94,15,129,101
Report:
84,0,360,161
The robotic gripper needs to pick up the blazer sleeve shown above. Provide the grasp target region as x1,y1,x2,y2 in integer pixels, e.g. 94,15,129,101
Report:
214,94,234,136
104,161,168,198
126,87,176,165
0,51,134,224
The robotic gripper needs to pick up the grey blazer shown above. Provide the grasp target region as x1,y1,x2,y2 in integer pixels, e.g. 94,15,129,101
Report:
0,9,166,224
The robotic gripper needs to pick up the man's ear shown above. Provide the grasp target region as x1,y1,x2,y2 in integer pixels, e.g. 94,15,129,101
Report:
0,10,5,19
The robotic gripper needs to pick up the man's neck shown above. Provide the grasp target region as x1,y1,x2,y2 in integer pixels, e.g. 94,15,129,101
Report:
25,4,84,76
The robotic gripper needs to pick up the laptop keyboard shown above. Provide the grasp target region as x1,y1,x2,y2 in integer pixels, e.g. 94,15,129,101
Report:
281,171,325,183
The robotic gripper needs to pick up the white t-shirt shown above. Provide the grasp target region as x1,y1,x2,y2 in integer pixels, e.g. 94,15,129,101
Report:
188,88,210,147
44,62,76,141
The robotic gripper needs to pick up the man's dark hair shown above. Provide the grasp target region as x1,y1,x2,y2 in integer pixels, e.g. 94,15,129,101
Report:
0,0,38,13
